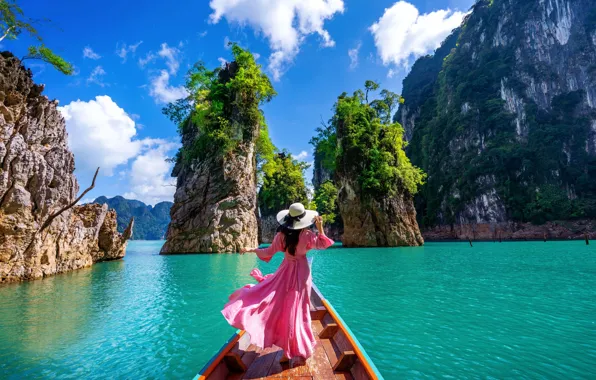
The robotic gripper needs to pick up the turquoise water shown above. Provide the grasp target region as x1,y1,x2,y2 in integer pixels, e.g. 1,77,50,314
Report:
1,241,595,379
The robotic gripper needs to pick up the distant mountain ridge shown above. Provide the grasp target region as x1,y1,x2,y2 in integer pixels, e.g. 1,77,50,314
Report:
94,196,172,240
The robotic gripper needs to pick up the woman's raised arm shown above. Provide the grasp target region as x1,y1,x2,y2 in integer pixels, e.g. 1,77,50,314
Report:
307,216,335,250
241,233,282,262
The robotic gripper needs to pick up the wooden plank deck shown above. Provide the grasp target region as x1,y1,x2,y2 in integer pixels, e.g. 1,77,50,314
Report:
223,319,353,379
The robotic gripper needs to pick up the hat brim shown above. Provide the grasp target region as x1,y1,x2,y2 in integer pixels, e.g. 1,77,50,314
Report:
276,209,319,230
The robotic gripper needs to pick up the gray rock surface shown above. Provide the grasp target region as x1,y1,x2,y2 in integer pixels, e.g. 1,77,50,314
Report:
0,52,132,283
160,64,259,254
337,177,424,247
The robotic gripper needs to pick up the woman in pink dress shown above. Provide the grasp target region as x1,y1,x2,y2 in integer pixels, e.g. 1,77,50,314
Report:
221,203,334,365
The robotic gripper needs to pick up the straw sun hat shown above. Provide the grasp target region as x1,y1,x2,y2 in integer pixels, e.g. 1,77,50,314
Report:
276,203,319,230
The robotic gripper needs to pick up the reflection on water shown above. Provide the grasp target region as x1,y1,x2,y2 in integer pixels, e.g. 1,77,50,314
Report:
1,241,595,379
0,260,125,378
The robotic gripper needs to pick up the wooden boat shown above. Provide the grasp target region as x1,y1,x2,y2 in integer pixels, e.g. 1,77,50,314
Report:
194,283,383,379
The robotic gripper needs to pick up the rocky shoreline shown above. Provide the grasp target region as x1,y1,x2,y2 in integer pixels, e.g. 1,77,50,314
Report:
422,220,595,241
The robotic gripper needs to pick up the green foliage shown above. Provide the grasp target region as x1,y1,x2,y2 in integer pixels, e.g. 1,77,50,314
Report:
258,153,310,216
164,44,276,164
0,0,40,42
312,181,339,223
334,82,425,198
523,185,574,224
309,121,337,175
1,0,73,75
364,80,379,103
25,45,73,75
256,123,277,181
310,82,425,202
394,30,460,124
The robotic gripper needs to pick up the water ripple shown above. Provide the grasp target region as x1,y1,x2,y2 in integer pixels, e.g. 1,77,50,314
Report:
0,241,594,379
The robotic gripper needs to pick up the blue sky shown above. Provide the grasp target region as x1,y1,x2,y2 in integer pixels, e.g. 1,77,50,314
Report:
6,0,474,205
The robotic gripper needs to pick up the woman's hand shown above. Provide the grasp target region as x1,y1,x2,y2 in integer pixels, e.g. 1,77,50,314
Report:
314,215,324,234
239,248,252,254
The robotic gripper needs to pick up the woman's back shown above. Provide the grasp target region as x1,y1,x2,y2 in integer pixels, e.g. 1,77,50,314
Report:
258,229,333,261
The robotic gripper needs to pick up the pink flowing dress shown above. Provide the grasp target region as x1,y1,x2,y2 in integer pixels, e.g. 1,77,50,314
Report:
221,229,334,359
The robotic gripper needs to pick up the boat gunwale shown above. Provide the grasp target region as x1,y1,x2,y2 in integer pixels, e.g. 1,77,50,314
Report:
312,282,384,379
195,329,246,380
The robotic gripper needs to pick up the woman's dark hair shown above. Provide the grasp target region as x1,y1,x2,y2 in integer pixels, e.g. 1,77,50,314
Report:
277,225,303,255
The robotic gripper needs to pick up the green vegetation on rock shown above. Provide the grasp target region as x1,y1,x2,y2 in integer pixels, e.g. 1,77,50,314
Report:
311,180,339,223
325,81,424,198
258,152,310,216
399,0,596,227
163,44,276,166
163,44,310,219
309,81,425,223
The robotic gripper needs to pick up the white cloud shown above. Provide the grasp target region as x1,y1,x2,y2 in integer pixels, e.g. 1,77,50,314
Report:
348,42,361,70
217,57,227,67
58,96,146,175
138,52,157,67
369,1,466,69
158,42,181,74
199,30,208,38
209,0,345,81
87,66,107,87
83,46,101,60
149,70,188,104
387,68,397,78
124,141,180,205
116,41,143,62
295,150,309,160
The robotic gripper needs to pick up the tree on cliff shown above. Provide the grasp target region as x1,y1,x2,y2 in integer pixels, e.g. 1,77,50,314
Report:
163,43,276,166
309,81,425,246
160,44,296,253
0,0,73,74
258,152,310,216
164,44,310,221
308,81,423,243
313,81,425,199
311,180,339,223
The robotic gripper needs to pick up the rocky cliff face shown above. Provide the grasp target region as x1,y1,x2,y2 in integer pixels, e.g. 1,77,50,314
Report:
312,154,333,190
160,65,259,254
0,52,132,283
424,219,595,241
161,131,258,253
336,176,423,247
400,0,596,232
396,30,460,142
258,214,277,244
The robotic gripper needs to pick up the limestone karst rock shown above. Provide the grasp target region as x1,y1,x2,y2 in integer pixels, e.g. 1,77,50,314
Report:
398,0,596,236
0,52,133,283
160,62,261,254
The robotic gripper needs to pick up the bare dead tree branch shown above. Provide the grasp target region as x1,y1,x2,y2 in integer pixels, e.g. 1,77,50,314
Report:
39,167,100,232
0,26,14,42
